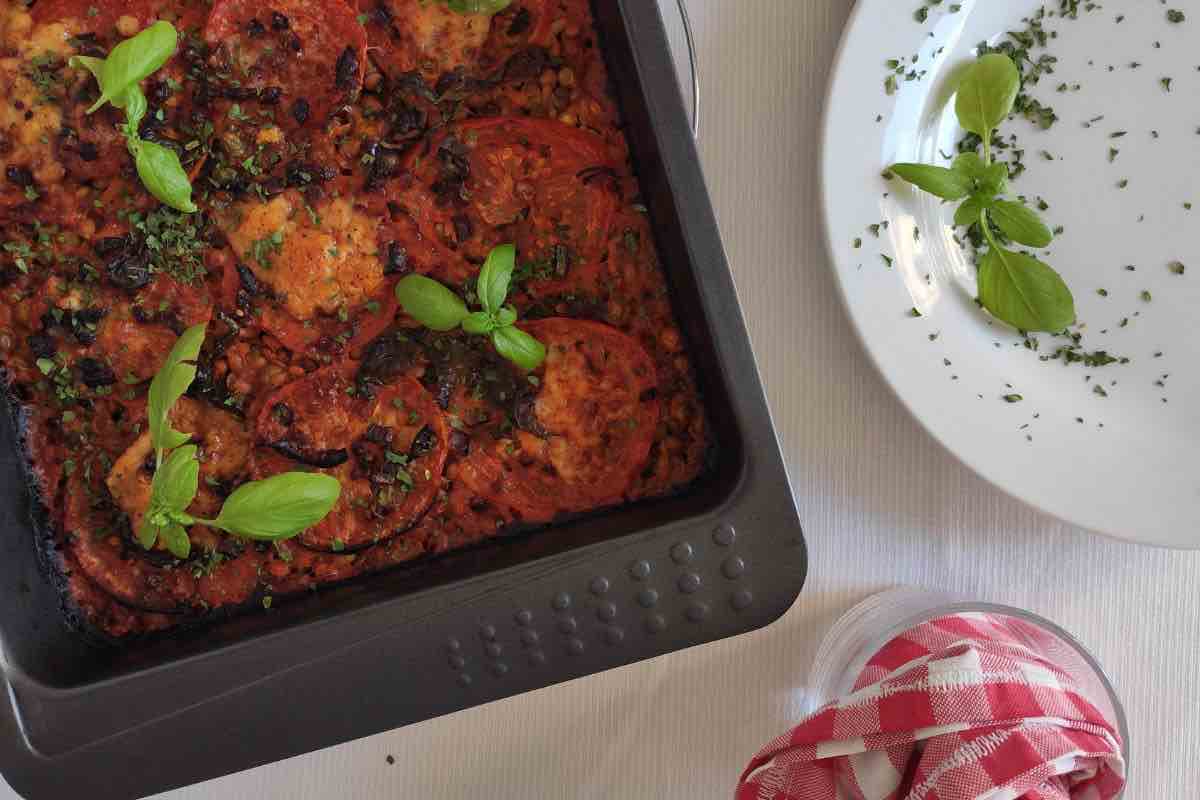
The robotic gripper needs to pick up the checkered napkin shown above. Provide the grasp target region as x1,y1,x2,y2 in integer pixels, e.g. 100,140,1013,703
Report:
736,613,1126,800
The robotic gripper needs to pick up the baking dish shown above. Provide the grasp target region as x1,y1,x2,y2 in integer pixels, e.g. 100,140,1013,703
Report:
0,2,806,796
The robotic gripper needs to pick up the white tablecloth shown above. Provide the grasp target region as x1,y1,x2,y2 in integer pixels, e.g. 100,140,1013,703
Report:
6,3,1197,797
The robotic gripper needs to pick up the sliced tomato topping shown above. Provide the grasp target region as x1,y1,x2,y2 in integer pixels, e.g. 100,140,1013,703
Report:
94,280,214,382
253,368,448,552
452,318,658,522
64,477,264,614
402,116,618,287
205,0,367,129
64,399,264,613
60,550,175,637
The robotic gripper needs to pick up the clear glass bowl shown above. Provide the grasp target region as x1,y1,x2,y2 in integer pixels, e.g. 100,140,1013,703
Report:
660,0,700,138
808,587,1129,794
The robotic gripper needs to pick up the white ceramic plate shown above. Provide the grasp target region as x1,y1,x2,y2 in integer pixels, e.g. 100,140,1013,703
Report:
822,1,1199,547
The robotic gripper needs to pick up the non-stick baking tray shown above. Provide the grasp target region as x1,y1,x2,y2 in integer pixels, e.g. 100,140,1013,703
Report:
0,2,806,796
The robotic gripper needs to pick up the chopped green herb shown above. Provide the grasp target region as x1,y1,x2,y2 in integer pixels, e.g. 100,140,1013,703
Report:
247,230,285,270
128,207,208,284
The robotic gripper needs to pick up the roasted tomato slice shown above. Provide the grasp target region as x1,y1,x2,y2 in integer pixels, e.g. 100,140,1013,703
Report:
402,117,618,286
358,0,491,82
65,399,263,613
205,0,367,129
452,318,658,522
254,368,448,552
60,551,174,637
66,498,264,614
91,281,214,382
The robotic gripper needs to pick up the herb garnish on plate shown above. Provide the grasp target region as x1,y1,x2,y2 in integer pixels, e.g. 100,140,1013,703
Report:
889,53,1076,332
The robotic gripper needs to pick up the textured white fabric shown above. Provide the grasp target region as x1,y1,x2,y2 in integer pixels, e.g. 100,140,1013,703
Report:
0,3,1195,798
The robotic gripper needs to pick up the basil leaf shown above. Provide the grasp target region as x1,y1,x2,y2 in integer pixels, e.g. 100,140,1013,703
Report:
148,323,206,456
122,84,148,136
212,473,342,541
395,275,470,331
462,310,496,335
442,0,512,14
890,163,972,200
87,20,178,114
988,201,1053,248
979,163,1009,197
951,153,1008,197
491,326,546,371
133,139,198,213
160,523,191,559
476,244,516,315
68,54,106,87
495,305,518,328
955,53,1020,139
952,152,988,179
954,196,989,227
977,246,1075,332
137,517,160,550
71,54,143,113
151,444,199,513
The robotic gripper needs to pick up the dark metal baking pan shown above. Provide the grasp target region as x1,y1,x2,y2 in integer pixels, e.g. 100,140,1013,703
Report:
0,2,807,796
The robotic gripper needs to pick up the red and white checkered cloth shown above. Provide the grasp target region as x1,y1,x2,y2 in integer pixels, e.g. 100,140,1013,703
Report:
737,613,1126,800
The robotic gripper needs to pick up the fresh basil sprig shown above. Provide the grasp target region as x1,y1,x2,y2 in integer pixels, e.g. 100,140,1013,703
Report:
392,275,471,332
442,0,513,14
395,244,547,370
201,474,344,541
70,19,177,112
69,21,197,213
147,321,205,465
888,52,1075,332
139,324,341,559
954,53,1021,156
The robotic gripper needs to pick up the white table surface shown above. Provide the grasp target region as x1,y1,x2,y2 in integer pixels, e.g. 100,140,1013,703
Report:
6,2,1198,797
